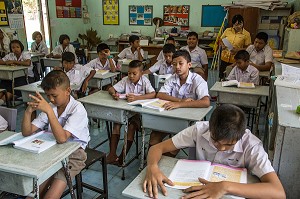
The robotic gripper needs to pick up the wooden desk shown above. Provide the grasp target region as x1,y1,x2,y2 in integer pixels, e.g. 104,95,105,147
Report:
88,72,119,89
0,131,80,199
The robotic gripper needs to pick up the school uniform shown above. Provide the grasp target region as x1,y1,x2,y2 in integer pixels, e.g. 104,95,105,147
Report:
172,121,274,178
246,44,273,66
0,115,8,132
84,57,116,70
148,59,174,75
117,47,144,60
156,50,164,61
180,46,208,68
52,44,78,63
113,75,155,94
227,65,259,85
65,64,94,91
0,34,10,57
31,41,48,55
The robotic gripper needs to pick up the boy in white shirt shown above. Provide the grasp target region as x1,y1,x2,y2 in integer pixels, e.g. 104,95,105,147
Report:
0,115,8,133
117,35,144,61
156,37,176,61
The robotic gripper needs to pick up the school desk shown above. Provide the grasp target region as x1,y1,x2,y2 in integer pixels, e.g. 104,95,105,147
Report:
88,51,118,61
40,57,61,74
122,156,259,199
30,52,45,63
0,131,80,199
119,55,156,74
88,71,119,89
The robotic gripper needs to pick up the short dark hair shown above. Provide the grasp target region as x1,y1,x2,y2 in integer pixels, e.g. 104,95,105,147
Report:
97,43,110,53
234,50,250,61
129,35,140,44
172,50,191,63
232,14,244,24
41,70,70,90
9,40,24,52
255,32,268,43
187,31,198,39
32,31,43,41
166,37,175,42
162,44,176,54
59,34,70,44
128,60,143,69
62,52,75,62
209,104,246,142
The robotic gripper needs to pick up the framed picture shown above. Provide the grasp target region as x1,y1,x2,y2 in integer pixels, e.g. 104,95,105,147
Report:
103,0,119,25
129,5,153,26
163,5,190,26
55,0,82,18
0,1,9,26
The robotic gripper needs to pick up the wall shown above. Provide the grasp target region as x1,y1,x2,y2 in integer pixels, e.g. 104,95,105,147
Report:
293,0,300,11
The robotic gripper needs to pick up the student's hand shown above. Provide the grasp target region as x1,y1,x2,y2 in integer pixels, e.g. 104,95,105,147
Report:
230,47,238,54
27,92,52,114
5,60,15,65
81,80,88,93
111,93,120,100
163,101,181,110
137,46,141,51
182,98,194,102
127,93,138,102
182,178,226,199
143,165,174,198
46,53,53,58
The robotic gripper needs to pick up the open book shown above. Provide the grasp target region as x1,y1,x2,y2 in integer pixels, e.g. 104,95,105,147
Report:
128,98,169,112
166,159,247,199
0,131,57,154
96,69,109,75
274,64,300,89
222,80,255,88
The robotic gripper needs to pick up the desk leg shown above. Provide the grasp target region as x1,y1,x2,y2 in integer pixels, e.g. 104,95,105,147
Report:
33,178,39,199
139,126,146,171
121,112,128,180
62,158,76,199
12,71,15,106
254,97,262,137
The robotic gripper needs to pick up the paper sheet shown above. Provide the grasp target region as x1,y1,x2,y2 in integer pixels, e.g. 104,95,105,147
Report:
222,38,233,51
281,63,300,77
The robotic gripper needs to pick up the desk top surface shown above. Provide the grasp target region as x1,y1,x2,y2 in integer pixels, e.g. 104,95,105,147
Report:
15,81,80,92
88,51,118,55
40,57,61,61
93,71,119,79
0,65,28,71
0,131,80,178
30,52,45,57
210,82,269,97
0,89,6,92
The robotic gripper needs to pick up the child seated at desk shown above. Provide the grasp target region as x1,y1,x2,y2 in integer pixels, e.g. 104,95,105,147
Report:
0,114,8,133
0,40,33,105
149,50,210,156
107,60,156,165
227,50,259,85
156,37,176,61
22,70,90,199
143,104,286,199
117,35,144,61
143,44,175,75
31,31,48,55
180,31,208,81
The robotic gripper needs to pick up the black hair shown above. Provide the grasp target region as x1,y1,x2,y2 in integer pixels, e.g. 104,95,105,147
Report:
32,31,43,41
209,104,246,142
172,50,191,63
62,52,75,62
234,50,250,61
162,44,176,54
129,35,140,44
166,37,175,42
9,40,24,52
255,32,268,43
97,43,110,53
41,70,70,90
59,34,70,44
187,31,198,39
232,14,244,24
128,60,143,69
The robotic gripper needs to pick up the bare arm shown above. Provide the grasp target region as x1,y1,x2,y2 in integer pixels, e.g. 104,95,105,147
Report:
0,59,5,65
127,91,156,102
157,92,181,102
137,47,143,61
81,70,96,93
11,59,31,66
203,64,208,81
250,61,272,71
108,86,119,100
22,105,39,136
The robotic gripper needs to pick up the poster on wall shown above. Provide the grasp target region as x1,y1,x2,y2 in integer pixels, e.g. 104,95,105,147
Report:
129,5,153,26
103,0,119,25
0,1,9,26
4,0,24,29
56,0,81,18
163,5,189,26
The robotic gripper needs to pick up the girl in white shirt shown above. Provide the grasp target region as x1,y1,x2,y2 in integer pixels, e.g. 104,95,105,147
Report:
31,31,48,55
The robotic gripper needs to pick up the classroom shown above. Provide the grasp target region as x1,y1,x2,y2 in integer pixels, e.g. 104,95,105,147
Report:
0,0,300,198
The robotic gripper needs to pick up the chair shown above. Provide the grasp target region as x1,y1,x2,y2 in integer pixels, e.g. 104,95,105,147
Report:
0,106,17,131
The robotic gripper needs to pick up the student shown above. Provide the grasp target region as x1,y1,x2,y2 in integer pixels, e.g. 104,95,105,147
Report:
22,70,90,199
117,35,144,61
143,44,175,75
0,40,33,105
31,31,48,55
0,28,10,58
143,104,286,199
180,32,208,81
107,60,156,165
227,50,259,85
149,50,210,154
61,52,96,99
156,37,176,61
0,115,8,133
84,43,116,72
246,32,273,71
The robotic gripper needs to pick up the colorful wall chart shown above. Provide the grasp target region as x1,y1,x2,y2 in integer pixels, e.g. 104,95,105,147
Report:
129,5,153,26
56,0,81,18
103,0,119,25
163,5,190,26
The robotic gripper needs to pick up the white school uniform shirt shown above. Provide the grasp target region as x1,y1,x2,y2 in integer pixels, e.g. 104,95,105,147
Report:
52,44,78,63
84,57,116,70
149,59,174,75
32,96,90,149
159,72,209,100
31,41,48,55
227,65,259,85
0,115,8,131
2,51,34,77
0,36,10,54
172,121,275,178
113,75,155,94
156,50,164,61
65,64,94,91
118,47,144,60
180,45,208,68
246,44,273,66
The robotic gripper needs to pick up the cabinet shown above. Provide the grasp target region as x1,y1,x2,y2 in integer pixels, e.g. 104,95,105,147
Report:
282,28,300,53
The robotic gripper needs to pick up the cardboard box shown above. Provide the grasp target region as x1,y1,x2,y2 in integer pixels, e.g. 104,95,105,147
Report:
258,24,270,29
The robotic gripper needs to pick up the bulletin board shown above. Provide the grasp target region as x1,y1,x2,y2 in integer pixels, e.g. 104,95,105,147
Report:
201,5,226,27
129,5,153,26
0,1,8,26
163,5,189,26
103,0,119,25
56,0,81,18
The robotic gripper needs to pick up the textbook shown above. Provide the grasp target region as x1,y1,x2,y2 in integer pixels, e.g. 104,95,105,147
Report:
0,131,57,154
96,69,109,75
222,80,255,88
128,98,169,112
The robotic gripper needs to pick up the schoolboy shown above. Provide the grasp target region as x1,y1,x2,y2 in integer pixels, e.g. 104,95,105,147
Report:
246,32,273,71
107,60,156,165
143,104,286,199
149,50,210,154
22,70,90,198
180,32,208,81
227,50,259,85
0,114,8,133
156,37,176,61
117,35,144,61
143,44,175,75
61,52,96,98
